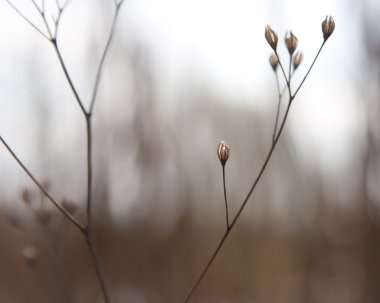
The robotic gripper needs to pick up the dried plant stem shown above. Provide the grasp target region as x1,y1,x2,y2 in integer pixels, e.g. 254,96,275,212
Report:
181,40,328,303
222,166,229,230
89,1,123,114
182,101,293,303
4,0,50,40
272,72,281,143
3,1,125,302
84,231,111,303
85,116,93,229
288,54,293,82
275,51,291,98
293,41,325,98
0,135,84,231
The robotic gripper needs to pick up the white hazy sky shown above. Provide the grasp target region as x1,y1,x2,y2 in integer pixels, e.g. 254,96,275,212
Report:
0,0,369,210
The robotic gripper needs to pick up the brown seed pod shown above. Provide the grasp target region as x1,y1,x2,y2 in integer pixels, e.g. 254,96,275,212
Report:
217,141,230,166
293,51,303,70
269,53,279,71
322,16,335,41
285,30,298,55
265,25,278,51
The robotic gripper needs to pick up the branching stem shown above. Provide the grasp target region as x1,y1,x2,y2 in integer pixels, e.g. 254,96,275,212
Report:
182,100,293,303
0,136,84,231
181,39,328,303
3,1,125,302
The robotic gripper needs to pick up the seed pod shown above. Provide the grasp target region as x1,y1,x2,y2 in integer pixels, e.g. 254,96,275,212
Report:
269,53,279,71
265,25,278,51
322,16,335,41
292,51,303,70
217,141,230,166
285,31,298,55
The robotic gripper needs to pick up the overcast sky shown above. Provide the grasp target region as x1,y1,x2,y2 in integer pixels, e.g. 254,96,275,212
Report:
0,0,370,209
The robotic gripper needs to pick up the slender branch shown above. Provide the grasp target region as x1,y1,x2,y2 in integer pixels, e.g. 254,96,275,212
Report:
275,51,291,98
89,1,124,114
85,116,93,229
51,40,88,115
31,0,42,13
274,51,288,85
222,166,229,230
293,41,325,98
272,71,281,143
182,229,229,303
182,100,293,303
181,37,329,302
5,0,50,41
84,232,111,303
288,54,292,83
54,0,60,10
5,2,126,302
39,5,55,40
41,0,46,14
0,136,84,231
230,100,292,228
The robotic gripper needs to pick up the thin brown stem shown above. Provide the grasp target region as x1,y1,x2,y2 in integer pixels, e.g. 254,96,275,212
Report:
5,0,50,41
84,231,111,303
4,2,124,302
275,51,292,98
89,0,124,114
293,41,325,98
0,136,84,231
31,0,42,13
272,71,281,143
222,166,229,230
85,116,93,229
182,229,229,303
181,37,329,302
182,101,293,303
288,54,293,83
51,40,87,115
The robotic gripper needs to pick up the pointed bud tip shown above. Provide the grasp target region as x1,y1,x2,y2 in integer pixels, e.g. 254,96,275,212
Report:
265,25,278,51
322,16,335,41
285,30,298,55
217,140,230,166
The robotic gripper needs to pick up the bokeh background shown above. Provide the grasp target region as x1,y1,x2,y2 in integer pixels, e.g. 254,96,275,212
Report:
0,0,380,302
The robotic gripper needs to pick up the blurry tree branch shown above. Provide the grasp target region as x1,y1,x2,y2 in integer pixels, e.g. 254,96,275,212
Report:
2,1,125,302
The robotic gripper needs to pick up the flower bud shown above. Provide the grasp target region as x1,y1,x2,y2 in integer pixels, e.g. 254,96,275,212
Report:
269,53,278,71
217,141,230,166
322,16,335,41
284,31,298,55
265,25,278,51
292,51,303,70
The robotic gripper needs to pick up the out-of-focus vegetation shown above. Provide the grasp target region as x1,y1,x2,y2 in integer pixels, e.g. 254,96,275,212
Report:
1,1,380,303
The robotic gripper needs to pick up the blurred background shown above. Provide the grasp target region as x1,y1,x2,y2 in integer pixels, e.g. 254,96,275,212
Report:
0,0,380,302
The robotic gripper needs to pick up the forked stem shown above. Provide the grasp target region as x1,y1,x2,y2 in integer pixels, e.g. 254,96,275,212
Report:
182,101,293,303
0,136,84,231
3,1,125,302
181,39,328,303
